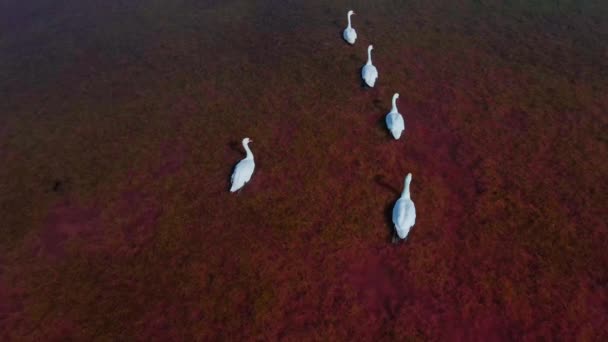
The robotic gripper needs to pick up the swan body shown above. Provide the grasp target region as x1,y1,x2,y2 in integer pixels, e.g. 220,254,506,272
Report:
385,93,405,139
392,173,416,242
343,10,357,45
361,45,378,87
230,138,255,192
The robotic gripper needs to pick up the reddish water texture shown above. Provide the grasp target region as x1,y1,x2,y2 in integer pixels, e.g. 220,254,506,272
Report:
1,0,608,340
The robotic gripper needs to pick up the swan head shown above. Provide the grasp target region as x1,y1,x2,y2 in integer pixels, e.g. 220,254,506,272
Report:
348,10,355,16
243,137,253,144
393,93,400,101
368,44,373,52
406,173,412,184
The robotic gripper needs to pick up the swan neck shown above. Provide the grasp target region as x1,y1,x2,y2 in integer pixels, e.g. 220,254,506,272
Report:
243,141,254,160
347,12,352,28
367,47,372,65
402,178,411,199
391,95,398,112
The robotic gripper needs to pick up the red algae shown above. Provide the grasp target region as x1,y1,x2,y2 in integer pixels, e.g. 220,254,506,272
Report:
1,0,608,340
116,190,163,248
36,201,101,260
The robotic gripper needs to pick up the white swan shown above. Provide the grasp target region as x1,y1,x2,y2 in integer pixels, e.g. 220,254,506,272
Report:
385,93,405,139
361,45,378,87
343,10,357,45
230,138,255,193
392,173,416,243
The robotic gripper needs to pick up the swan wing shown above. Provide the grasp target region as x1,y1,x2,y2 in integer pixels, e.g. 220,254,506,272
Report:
394,113,404,131
350,28,357,42
392,199,416,239
230,159,255,192
343,28,357,44
386,113,405,139
385,113,393,129
362,65,378,87
386,112,399,129
371,65,378,79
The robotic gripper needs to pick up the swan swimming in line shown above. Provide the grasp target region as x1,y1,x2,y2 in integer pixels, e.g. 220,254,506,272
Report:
230,137,255,193
343,10,357,45
361,45,378,87
385,93,405,139
392,173,416,243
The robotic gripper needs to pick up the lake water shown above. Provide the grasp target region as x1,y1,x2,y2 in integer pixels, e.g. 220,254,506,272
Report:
1,0,607,340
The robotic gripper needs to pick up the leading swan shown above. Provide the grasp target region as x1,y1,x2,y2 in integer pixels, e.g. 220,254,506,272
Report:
230,138,255,193
361,45,378,87
343,10,357,45
385,93,405,139
392,173,416,243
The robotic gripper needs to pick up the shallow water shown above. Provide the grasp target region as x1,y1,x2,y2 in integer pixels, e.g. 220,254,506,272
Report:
1,0,607,340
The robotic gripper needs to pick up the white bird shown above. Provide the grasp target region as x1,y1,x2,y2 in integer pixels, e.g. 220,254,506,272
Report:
361,45,378,87
385,93,405,139
230,137,255,193
343,10,357,45
392,173,416,243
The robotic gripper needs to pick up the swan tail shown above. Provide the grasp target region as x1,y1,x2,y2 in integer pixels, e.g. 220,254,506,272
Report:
391,230,400,244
